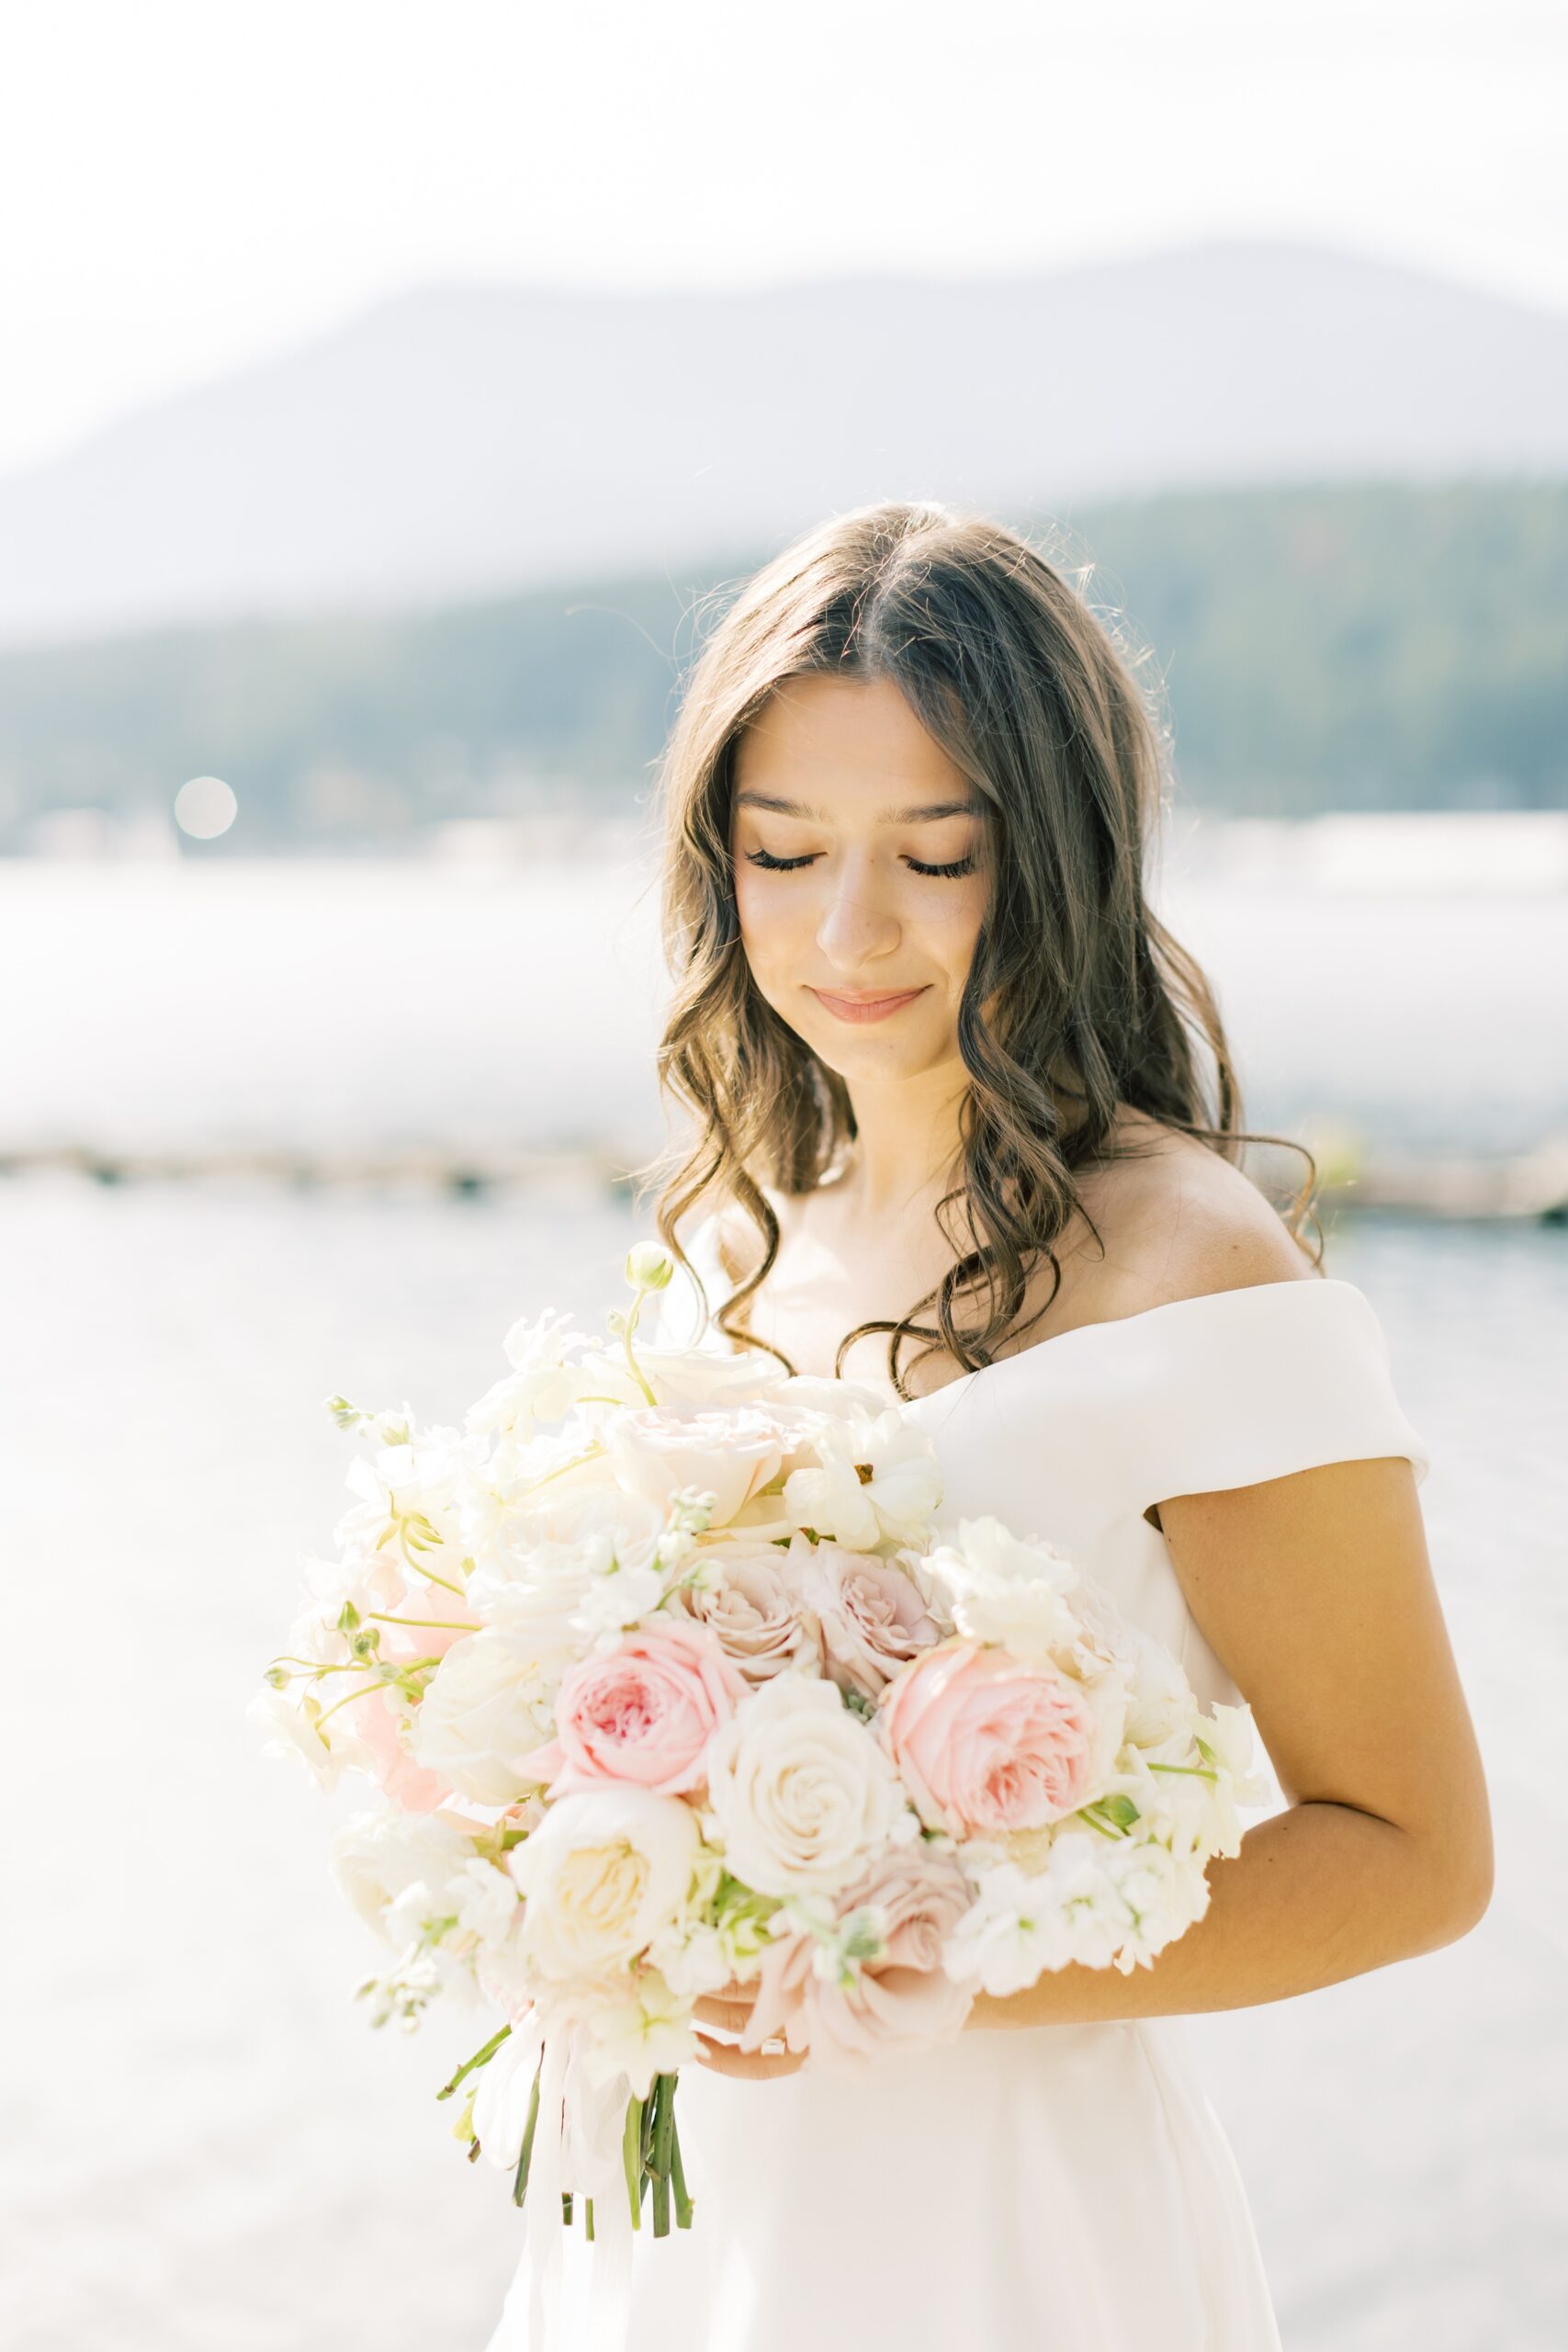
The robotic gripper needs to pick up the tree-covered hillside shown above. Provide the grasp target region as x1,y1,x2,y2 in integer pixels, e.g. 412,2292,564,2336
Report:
0,480,1562,851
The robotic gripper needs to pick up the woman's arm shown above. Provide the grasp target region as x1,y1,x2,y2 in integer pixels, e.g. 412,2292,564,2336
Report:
969,1451,1495,2030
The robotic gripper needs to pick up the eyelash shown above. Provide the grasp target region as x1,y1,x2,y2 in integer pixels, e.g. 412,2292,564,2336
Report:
743,849,977,880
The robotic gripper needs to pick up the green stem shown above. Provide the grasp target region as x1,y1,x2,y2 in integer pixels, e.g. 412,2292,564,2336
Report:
310,1657,440,1732
266,1656,378,1680
621,1292,659,1405
649,2072,675,2237
621,2094,644,2230
367,1611,474,1632
436,2021,512,2102
310,1676,387,1732
669,2099,694,2229
651,2071,675,2179
1072,1804,1123,1838
512,2049,545,2208
417,1566,469,1597
584,2196,595,2242
1146,1762,1219,1781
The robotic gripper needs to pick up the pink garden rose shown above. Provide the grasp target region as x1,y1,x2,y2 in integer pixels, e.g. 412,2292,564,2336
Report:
739,1841,975,2066
799,1541,944,1700
669,1536,826,1682
516,1619,748,1797
878,1637,1097,1838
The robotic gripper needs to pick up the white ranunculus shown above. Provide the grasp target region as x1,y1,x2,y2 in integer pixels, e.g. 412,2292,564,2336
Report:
606,1401,787,1527
781,1408,942,1551
412,1628,559,1804
704,1671,912,1898
508,1786,703,1979
330,1808,476,1938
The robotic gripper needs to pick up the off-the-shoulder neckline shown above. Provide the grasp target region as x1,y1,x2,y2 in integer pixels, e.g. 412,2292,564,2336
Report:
894,1275,1370,1417
679,1217,1373,1412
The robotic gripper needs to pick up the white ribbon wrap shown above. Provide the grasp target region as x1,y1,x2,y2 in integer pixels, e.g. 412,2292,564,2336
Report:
476,2014,639,2352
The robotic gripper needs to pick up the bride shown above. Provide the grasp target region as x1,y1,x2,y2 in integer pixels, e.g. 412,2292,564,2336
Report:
488,499,1493,2349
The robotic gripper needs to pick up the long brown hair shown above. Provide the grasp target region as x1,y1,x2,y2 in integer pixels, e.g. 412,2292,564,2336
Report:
632,499,1318,1395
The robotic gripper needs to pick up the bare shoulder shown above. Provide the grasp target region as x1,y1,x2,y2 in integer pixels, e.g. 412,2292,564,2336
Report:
1054,1110,1318,1329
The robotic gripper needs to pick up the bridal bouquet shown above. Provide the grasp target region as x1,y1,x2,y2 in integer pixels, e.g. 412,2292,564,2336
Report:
253,1241,1267,2245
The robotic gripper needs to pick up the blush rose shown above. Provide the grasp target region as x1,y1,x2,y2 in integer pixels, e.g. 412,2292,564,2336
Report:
878,1636,1098,1838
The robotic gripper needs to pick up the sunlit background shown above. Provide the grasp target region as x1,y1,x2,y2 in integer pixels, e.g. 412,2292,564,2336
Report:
5,4,1565,2348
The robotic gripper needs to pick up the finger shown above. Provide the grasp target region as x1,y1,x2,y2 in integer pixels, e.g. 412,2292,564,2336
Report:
692,1994,756,2027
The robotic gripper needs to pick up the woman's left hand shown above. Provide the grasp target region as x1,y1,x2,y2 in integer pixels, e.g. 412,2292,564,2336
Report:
691,1976,808,2079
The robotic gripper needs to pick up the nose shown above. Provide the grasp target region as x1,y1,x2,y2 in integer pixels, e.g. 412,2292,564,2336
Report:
814,850,901,971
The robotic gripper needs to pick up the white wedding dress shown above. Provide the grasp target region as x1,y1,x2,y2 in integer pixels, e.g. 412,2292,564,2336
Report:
487,1216,1431,2352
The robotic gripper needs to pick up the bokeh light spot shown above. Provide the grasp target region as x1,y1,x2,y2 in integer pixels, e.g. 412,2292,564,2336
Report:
175,775,238,839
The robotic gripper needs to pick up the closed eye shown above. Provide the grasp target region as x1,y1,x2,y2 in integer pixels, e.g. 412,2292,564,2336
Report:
742,849,977,879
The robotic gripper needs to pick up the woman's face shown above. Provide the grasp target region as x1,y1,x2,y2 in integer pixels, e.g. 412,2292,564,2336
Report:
729,673,990,1079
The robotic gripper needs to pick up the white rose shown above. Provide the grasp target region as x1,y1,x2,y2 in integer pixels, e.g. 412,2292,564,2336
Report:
509,1787,703,1978
634,1344,795,1411
607,1401,786,1527
705,1671,911,1898
412,1628,558,1804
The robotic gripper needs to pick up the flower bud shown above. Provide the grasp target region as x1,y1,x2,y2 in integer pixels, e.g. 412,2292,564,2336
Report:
625,1241,674,1294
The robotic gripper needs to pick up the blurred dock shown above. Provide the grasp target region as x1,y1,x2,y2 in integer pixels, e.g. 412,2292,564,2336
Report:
4,1131,1566,1220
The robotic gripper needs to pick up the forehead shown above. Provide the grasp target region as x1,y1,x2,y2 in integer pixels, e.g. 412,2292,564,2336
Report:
733,674,969,804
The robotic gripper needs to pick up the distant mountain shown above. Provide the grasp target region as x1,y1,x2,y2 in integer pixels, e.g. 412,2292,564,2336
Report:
3,239,1566,648
2,481,1562,850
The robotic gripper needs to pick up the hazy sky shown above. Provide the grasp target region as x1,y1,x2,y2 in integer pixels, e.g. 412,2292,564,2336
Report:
2,0,1563,478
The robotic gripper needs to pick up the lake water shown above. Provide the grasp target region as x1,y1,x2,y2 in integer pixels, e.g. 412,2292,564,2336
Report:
3,824,1567,1162
5,1175,1564,2351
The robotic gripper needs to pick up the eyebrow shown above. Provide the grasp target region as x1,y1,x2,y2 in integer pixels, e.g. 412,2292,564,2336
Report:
734,789,984,824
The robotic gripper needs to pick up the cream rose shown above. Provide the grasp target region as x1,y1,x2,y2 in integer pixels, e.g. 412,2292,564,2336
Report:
508,1786,702,1978
705,1672,912,1898
606,1400,791,1527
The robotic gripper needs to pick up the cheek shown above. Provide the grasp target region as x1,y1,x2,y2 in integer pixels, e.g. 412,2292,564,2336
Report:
915,880,987,978
732,871,804,963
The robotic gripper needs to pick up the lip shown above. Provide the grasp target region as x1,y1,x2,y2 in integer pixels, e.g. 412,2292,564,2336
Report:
807,985,929,1024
